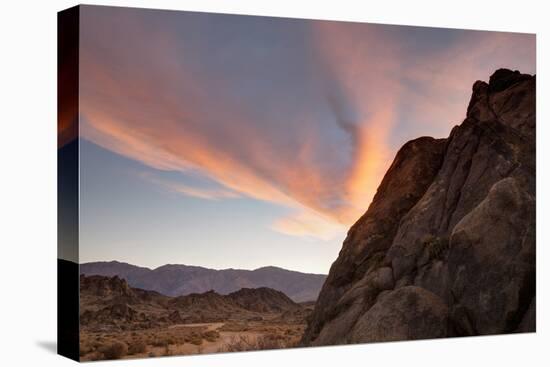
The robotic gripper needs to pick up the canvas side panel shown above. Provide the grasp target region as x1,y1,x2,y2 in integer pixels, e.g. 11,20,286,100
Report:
57,5,80,362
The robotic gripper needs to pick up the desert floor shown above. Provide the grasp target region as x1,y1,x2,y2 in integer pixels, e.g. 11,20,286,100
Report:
80,319,305,361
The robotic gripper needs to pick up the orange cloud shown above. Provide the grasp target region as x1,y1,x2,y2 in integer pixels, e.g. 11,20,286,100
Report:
309,21,401,222
271,208,346,241
77,10,534,240
79,15,357,240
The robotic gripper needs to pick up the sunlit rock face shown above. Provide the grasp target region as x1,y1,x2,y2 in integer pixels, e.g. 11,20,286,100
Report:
302,69,536,345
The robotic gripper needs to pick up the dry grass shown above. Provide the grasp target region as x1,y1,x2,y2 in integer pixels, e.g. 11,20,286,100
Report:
203,330,220,342
218,331,296,353
98,340,128,360
188,332,203,345
80,320,304,360
80,324,220,360
128,339,147,355
219,322,249,332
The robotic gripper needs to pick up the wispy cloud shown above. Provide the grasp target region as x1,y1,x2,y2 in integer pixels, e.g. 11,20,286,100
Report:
138,172,241,201
271,209,346,241
78,7,535,240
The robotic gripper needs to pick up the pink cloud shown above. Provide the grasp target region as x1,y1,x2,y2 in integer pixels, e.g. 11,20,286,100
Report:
77,10,535,239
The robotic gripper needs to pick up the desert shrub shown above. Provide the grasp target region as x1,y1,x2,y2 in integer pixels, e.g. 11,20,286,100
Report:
422,235,449,260
88,351,106,361
93,339,103,346
150,335,177,347
258,333,290,349
79,344,92,357
98,340,128,360
188,333,203,345
218,335,252,352
151,338,167,347
203,330,219,342
218,334,291,353
128,340,147,355
219,322,248,332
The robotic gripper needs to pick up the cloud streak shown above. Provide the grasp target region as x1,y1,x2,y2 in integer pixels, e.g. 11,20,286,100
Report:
77,7,535,240
138,171,241,201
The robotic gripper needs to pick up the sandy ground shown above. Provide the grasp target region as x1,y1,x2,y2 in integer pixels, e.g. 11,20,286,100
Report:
168,322,224,331
139,322,264,356
80,320,305,360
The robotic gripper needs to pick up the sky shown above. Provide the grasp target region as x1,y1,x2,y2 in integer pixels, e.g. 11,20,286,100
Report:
76,5,535,274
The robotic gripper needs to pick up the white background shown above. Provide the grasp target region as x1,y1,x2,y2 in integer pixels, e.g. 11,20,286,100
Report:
0,0,548,365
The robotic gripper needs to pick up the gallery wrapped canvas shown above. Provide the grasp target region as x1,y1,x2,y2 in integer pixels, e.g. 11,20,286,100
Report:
58,4,536,362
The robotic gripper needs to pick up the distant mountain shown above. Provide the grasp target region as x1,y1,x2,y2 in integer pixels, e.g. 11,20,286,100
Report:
80,261,327,302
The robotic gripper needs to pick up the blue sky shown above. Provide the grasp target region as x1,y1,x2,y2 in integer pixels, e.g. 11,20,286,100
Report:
79,140,337,273
76,5,535,273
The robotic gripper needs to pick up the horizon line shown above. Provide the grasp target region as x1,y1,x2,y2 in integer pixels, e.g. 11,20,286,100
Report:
71,258,328,276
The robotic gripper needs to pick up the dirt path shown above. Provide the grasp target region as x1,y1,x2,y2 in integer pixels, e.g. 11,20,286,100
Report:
168,322,224,332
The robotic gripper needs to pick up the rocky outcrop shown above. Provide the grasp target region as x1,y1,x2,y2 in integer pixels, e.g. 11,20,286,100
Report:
302,69,535,345
79,274,136,300
228,287,301,313
80,274,305,331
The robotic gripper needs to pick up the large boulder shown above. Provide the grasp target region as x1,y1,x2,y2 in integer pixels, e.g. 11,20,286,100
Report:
448,177,535,335
350,286,448,343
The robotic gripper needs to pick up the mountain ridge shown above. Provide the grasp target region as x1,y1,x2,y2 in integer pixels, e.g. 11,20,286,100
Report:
80,260,327,302
82,260,325,275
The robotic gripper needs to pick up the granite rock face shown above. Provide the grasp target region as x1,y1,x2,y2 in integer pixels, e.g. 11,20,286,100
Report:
302,69,535,345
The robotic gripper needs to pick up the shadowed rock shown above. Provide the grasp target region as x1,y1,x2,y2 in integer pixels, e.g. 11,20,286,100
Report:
302,69,535,346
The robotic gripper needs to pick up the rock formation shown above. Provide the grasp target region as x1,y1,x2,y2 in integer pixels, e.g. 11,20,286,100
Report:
302,69,535,345
79,274,304,332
